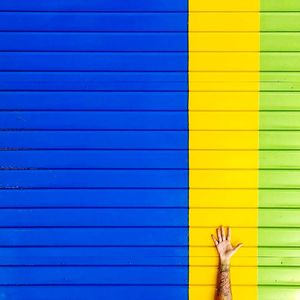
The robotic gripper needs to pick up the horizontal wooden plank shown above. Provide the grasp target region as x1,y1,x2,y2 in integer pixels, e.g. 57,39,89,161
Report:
261,13,300,31
259,190,300,208
0,72,188,91
261,72,300,91
259,287,300,300
190,33,259,52
0,12,187,32
191,266,300,286
0,208,187,227
259,228,300,247
190,112,300,130
260,267,300,286
0,150,188,169
0,266,187,285
189,150,257,169
260,151,300,169
0,247,188,266
0,131,188,149
191,228,300,247
190,0,259,12
189,92,259,110
189,189,258,208
0,112,188,130
0,33,187,51
259,247,300,258
260,170,300,188
0,170,188,188
0,189,188,208
260,132,300,150
190,12,300,32
191,131,300,150
261,0,300,12
259,209,300,227
190,208,257,227
0,1,187,12
191,112,258,130
262,33,300,51
261,92,300,110
0,228,188,246
0,112,188,129
0,286,188,300
9,111,300,130
189,12,259,32
189,72,259,91
190,131,258,150
0,91,188,110
261,112,300,130
262,53,300,71
190,170,300,188
0,54,188,72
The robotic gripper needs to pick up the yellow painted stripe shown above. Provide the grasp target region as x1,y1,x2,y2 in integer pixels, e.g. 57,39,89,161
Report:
188,0,259,299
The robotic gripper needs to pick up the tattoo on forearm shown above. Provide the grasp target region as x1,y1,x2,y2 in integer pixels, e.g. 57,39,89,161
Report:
215,264,232,300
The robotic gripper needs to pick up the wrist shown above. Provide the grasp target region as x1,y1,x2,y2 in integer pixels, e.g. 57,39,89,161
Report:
219,257,230,266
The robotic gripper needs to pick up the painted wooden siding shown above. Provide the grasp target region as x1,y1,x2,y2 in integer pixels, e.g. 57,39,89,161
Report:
259,1,300,299
0,1,188,299
188,0,259,299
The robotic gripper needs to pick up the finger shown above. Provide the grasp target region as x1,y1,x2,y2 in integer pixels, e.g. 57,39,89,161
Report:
232,243,243,255
211,235,218,246
221,226,226,241
227,227,231,241
217,227,222,242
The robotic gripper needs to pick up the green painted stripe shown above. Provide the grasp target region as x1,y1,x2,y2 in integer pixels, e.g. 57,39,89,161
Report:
261,73,300,91
259,4,300,298
260,151,300,169
260,112,300,129
261,33,300,51
259,228,300,247
260,132,300,149
260,93,300,110
259,209,300,227
261,13,300,31
262,53,300,71
259,190,300,208
261,0,300,11
259,287,300,300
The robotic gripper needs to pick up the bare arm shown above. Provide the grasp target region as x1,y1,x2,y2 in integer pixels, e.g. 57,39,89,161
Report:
211,226,243,300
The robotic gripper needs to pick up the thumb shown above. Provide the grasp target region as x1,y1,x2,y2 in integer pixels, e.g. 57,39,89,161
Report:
232,243,243,255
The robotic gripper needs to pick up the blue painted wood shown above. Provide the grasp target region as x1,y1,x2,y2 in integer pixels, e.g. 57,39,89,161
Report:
0,54,187,71
0,112,187,130
0,228,188,246
0,287,188,300
0,131,188,149
0,12,187,32
0,73,188,90
0,1,189,298
0,150,188,169
0,208,188,227
0,266,188,285
0,170,187,188
0,190,188,207
0,247,187,265
0,92,187,110
0,33,187,51
0,0,187,12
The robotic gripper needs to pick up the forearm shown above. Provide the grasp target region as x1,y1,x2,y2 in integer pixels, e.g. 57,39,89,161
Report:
215,260,232,300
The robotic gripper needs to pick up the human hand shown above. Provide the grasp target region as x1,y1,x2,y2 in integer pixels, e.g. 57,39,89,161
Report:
211,226,243,265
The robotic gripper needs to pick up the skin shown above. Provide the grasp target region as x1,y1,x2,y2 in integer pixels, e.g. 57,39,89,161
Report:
211,226,243,300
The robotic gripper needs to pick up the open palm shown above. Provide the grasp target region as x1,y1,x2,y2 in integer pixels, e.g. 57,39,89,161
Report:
212,226,243,263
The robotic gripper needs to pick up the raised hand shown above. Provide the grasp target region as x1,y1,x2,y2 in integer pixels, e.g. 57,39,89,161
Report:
211,226,243,264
